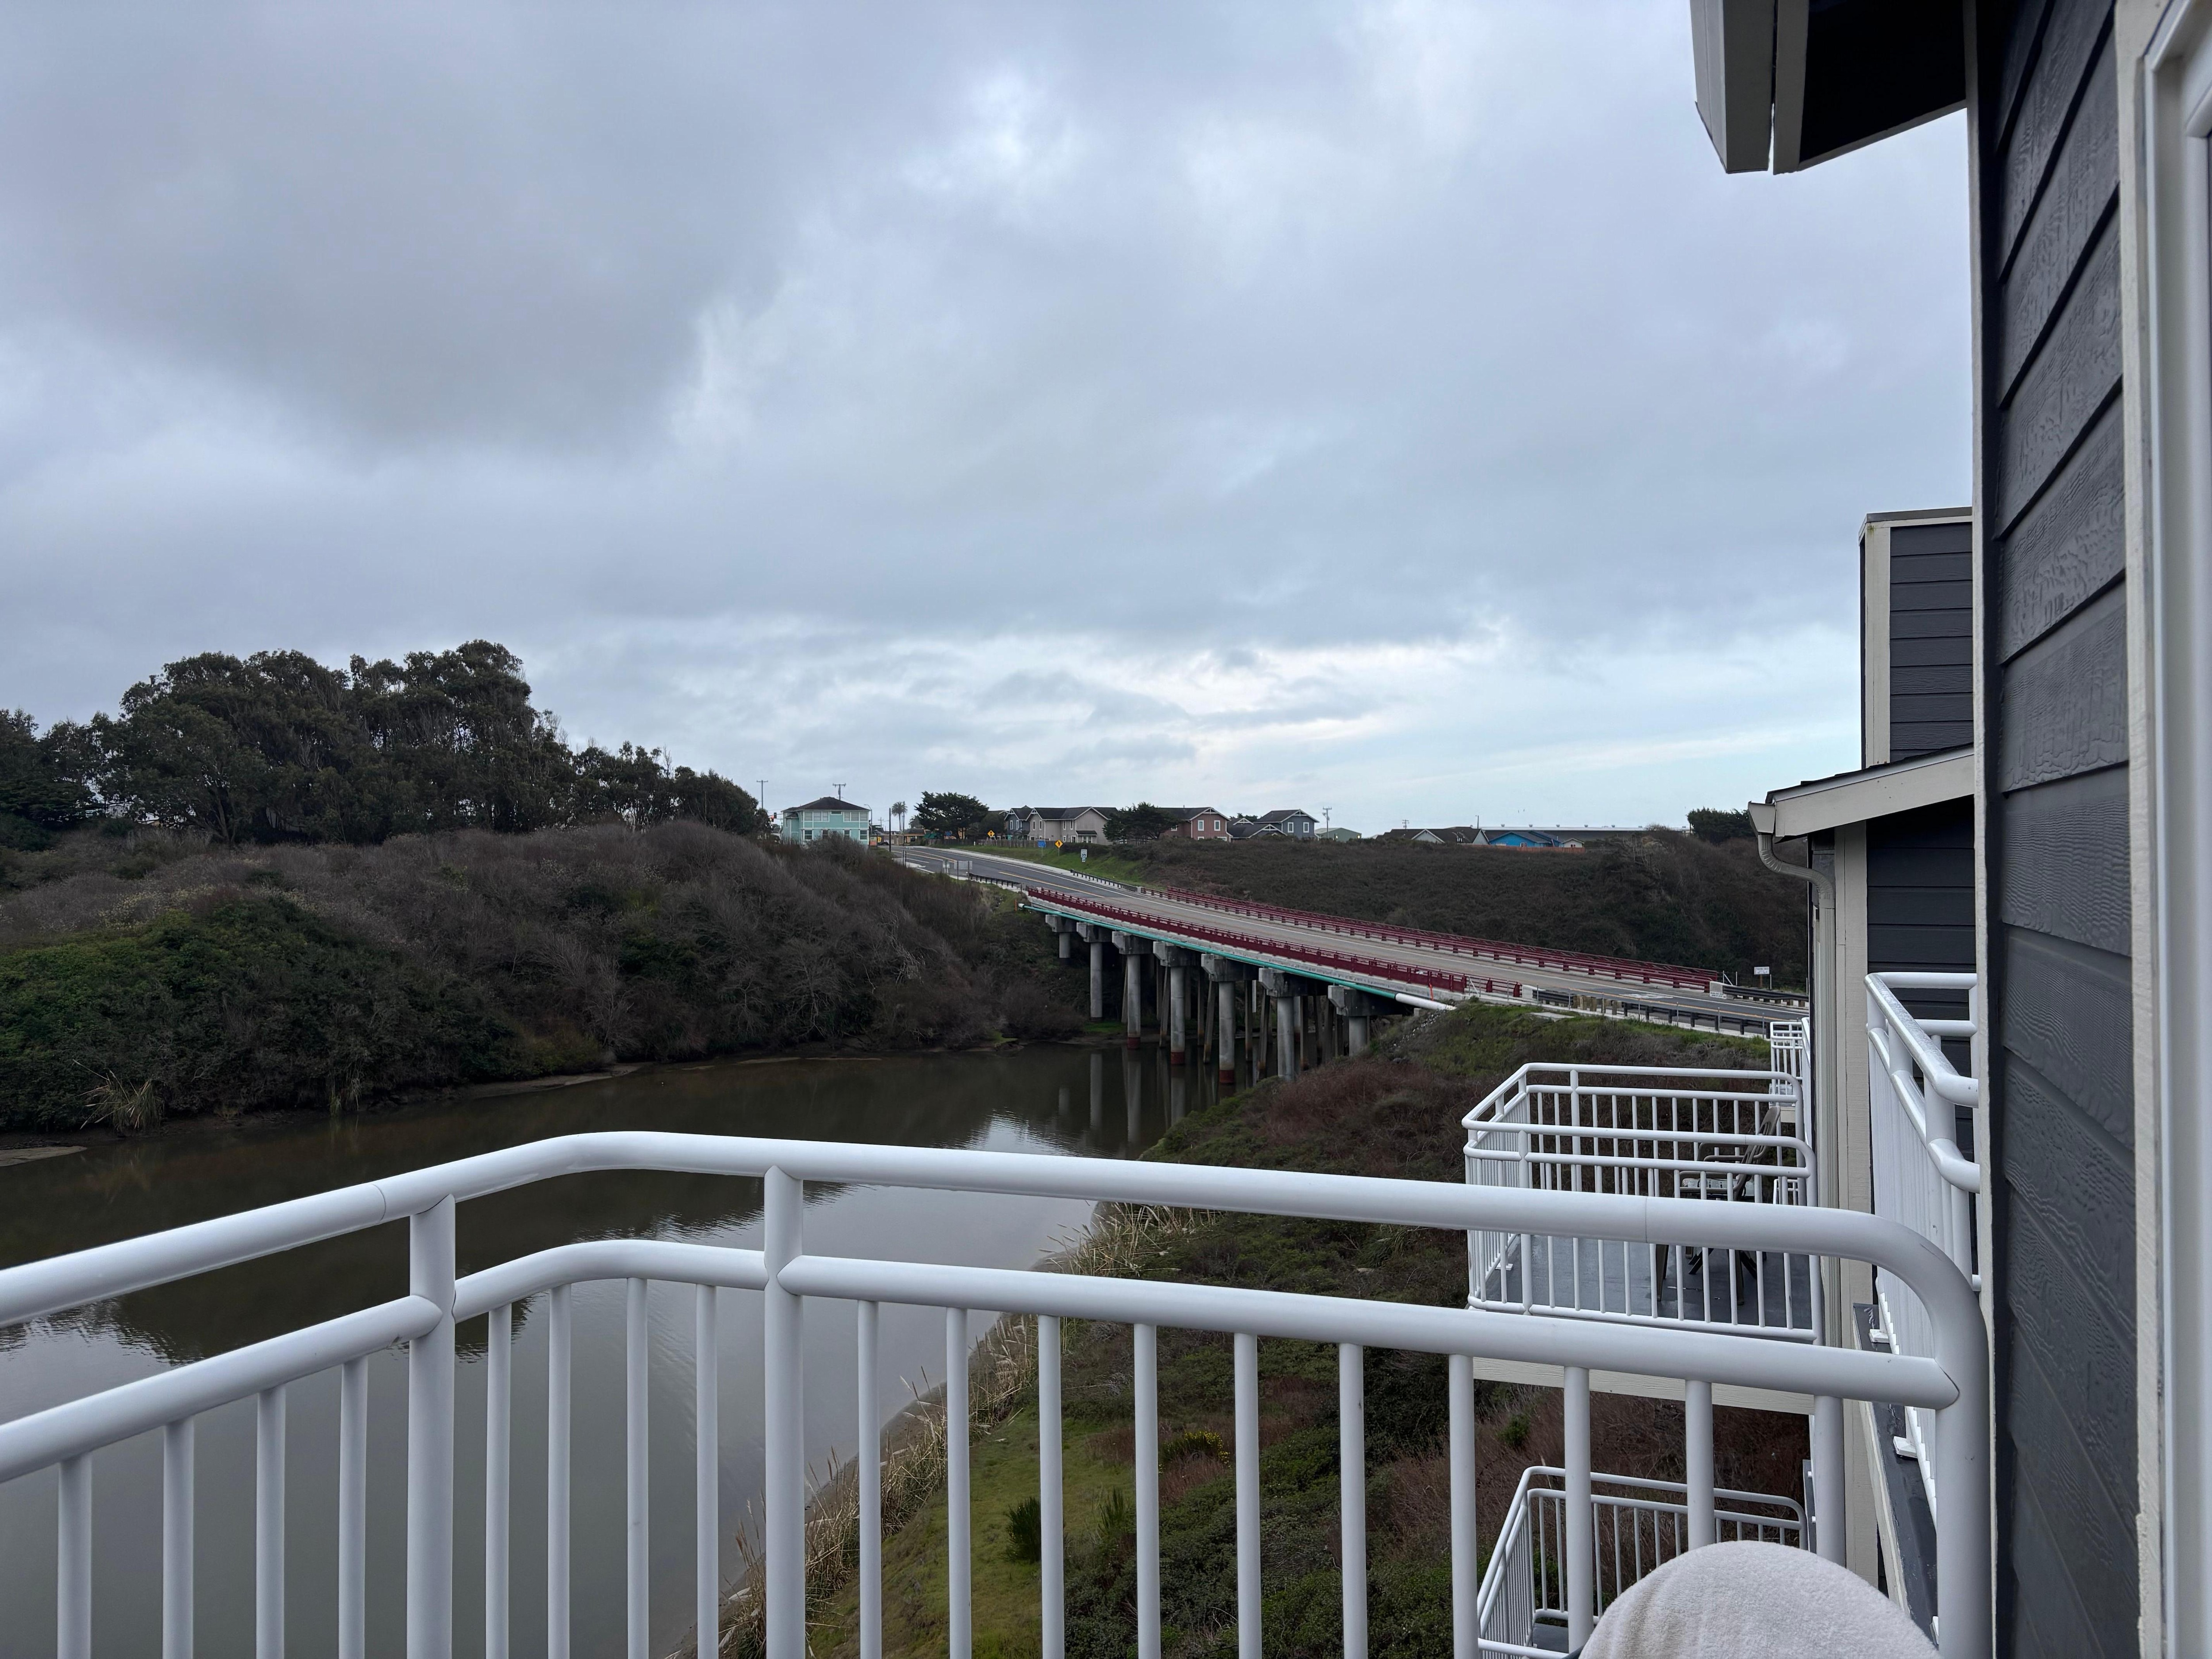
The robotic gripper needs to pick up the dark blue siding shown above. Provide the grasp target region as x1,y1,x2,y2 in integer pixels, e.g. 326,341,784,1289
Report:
1888,522,1975,760
1977,0,2135,1650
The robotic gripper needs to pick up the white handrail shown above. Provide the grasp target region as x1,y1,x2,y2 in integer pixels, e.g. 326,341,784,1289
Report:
1865,972,1983,1531
1463,1062,1820,1340
0,1133,1992,1659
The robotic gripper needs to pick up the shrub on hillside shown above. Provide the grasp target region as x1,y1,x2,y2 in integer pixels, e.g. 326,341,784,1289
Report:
0,824,1081,1129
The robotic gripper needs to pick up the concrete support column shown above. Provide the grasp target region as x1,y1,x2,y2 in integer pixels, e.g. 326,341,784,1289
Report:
1217,980,1238,1084
1168,963,1188,1065
1057,926,1072,963
1125,952,1144,1049
1329,985,1385,1061
1088,939,1105,1021
1275,995,1299,1081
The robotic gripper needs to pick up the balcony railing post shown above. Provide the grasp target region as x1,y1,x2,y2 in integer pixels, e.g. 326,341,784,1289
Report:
1812,1395,1844,1564
1935,1398,1990,1659
626,1278,649,1659
947,1307,971,1659
1037,1314,1062,1659
859,1302,883,1659
406,1194,457,1659
1564,1367,1593,1649
1684,1379,1714,1549
547,1286,572,1659
58,1452,91,1659
486,1304,511,1659
762,1169,805,1659
1235,1332,1260,1659
256,1384,286,1659
165,1418,196,1659
1339,1343,1367,1659
695,1286,719,1659
1448,1355,1475,1659
340,1357,367,1659
1135,1323,1160,1659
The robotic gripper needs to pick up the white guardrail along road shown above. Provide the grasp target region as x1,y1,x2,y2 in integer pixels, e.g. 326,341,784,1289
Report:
0,1133,1990,1659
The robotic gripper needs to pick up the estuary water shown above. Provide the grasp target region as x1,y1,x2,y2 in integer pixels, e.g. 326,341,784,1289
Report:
0,1044,1213,1659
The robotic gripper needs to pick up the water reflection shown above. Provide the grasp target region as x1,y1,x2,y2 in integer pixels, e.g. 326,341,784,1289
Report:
0,1043,1221,1659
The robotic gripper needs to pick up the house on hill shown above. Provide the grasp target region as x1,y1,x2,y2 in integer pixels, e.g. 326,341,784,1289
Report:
1005,805,1110,844
1156,807,1231,841
1230,807,1318,840
780,795,870,845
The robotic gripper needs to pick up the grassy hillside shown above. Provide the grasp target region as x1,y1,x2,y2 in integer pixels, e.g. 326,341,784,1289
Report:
784,1004,1803,1659
0,825,1079,1130
1080,834,1806,986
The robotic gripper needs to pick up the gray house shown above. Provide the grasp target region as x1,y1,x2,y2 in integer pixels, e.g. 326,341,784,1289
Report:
1697,4,2209,1650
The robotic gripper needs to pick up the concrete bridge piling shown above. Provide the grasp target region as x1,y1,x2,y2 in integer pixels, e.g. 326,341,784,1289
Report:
1200,954,1254,1085
1111,932,1150,1050
1327,983,1394,1057
1156,946,1193,1067
1076,922,1108,1021
1049,910,1413,1087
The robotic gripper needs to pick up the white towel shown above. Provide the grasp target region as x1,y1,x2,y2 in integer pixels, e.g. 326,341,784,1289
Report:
1579,1541,1935,1658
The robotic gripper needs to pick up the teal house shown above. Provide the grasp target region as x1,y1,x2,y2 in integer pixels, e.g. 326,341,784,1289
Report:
779,795,870,845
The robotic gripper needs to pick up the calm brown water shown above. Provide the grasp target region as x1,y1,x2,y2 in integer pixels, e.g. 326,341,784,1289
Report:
0,1044,1212,1659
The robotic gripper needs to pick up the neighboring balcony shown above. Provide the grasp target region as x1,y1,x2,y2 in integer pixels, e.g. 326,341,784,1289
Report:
1477,1465,1805,1655
1864,971,1982,1527
1462,1042,1820,1340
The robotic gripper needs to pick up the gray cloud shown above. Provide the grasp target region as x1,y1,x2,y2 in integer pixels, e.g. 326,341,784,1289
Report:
0,1,1966,827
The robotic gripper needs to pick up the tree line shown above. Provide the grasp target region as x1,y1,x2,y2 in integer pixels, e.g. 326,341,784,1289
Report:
907,793,1202,843
0,641,763,849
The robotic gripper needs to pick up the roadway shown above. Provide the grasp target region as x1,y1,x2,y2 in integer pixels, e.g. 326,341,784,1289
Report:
894,845,1792,1036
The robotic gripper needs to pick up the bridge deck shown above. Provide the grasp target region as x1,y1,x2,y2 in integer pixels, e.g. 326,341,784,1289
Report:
896,847,1786,1033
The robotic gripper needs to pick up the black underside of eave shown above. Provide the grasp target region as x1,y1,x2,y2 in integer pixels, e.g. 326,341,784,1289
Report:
1801,0,1966,164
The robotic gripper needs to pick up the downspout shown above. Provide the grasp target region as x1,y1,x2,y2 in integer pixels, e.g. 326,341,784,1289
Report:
1750,802,1845,1347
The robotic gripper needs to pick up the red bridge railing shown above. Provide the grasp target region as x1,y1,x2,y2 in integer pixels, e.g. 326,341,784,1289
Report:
1025,888,1523,1002
1102,881,1716,990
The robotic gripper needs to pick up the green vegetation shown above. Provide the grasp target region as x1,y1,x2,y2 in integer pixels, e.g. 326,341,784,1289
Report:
1101,803,1178,842
2,640,762,851
1083,834,1807,986
813,1004,1801,1659
1686,806,1755,844
914,792,997,840
0,826,1082,1130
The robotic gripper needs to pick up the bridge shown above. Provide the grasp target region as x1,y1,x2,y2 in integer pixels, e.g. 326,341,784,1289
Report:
894,847,1792,1052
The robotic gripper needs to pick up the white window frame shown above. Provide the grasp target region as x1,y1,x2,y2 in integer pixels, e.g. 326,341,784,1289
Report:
2145,8,2212,1647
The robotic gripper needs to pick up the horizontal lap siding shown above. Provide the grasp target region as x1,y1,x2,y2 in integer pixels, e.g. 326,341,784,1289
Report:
1979,0,2134,1650
1889,522,1974,759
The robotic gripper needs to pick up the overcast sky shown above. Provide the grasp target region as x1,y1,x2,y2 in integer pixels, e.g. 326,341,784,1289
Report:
0,2,1968,831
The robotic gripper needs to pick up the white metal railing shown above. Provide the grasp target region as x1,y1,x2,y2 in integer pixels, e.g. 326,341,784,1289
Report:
1474,1464,1804,1655
0,1133,1990,1659
1866,971,1982,1520
1463,1063,1819,1340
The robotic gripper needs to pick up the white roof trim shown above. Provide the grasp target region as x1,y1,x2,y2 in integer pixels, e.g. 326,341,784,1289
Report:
1754,746,1974,839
